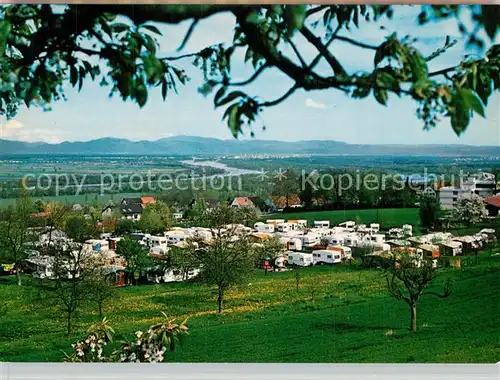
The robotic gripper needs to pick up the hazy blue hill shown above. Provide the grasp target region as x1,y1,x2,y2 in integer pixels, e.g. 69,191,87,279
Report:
1,136,499,156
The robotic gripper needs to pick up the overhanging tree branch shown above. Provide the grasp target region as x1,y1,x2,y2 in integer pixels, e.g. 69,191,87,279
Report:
334,35,378,50
300,26,346,76
259,84,299,107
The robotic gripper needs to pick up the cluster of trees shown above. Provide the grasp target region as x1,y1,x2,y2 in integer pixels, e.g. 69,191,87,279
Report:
270,169,419,211
111,200,174,235
419,192,488,232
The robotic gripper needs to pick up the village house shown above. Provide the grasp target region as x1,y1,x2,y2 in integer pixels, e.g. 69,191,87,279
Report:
270,194,302,210
248,196,277,213
119,203,143,221
103,196,157,221
484,195,500,216
229,196,254,208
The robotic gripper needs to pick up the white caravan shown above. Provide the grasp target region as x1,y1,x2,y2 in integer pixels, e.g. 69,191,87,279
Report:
312,250,342,265
266,219,285,225
147,235,168,248
287,238,303,251
150,245,169,256
402,224,413,237
339,221,356,229
370,223,380,233
296,219,308,228
254,222,275,233
287,252,314,267
327,246,353,260
301,234,320,248
327,235,345,246
148,268,200,283
277,223,297,233
344,234,360,247
314,220,330,229
362,234,386,244
165,230,187,245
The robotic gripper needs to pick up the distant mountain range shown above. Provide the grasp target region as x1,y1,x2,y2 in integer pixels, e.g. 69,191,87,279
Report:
0,136,499,156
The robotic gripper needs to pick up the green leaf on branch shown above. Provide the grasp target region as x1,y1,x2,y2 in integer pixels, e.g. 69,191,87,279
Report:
223,103,242,138
214,87,226,107
450,91,471,136
70,66,78,87
161,77,168,101
407,51,428,81
111,23,130,33
457,88,485,117
141,24,163,36
135,83,148,108
284,5,307,37
216,91,247,107
0,20,12,57
374,88,388,105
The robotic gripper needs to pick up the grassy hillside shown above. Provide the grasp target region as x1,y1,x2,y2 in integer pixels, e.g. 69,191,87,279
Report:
1,254,499,363
270,208,420,232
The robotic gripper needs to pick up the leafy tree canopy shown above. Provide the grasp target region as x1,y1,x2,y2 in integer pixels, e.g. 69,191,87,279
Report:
0,5,498,137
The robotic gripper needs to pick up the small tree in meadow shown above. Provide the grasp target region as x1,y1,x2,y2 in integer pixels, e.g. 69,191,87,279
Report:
35,242,97,335
0,190,36,285
453,195,486,227
386,253,452,333
116,237,152,285
187,204,257,313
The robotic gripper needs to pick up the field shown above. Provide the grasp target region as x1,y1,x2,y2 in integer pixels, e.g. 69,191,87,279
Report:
1,254,499,363
271,208,420,232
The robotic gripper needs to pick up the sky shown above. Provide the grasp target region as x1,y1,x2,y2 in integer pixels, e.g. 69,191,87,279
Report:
0,5,499,146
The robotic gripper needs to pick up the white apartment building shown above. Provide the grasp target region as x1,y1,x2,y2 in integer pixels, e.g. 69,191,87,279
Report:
439,172,496,209
439,187,473,209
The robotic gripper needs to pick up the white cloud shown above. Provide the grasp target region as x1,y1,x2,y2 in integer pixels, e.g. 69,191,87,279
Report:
4,119,24,129
305,98,327,109
1,123,63,144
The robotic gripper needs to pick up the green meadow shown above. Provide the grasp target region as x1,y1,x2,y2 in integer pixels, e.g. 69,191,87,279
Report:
271,208,420,232
1,254,499,363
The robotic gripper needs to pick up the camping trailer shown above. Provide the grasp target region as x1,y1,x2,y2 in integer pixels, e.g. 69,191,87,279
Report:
147,235,168,248
314,220,330,229
370,223,380,233
286,238,303,251
266,219,285,225
149,245,169,256
344,234,360,247
301,234,320,248
327,235,344,246
165,230,187,245
296,219,308,228
439,241,462,256
254,222,275,233
402,224,413,237
339,221,356,229
277,223,297,233
286,252,313,267
312,249,342,265
328,246,352,260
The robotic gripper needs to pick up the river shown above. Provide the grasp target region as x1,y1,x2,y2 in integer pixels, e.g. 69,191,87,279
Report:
180,160,261,177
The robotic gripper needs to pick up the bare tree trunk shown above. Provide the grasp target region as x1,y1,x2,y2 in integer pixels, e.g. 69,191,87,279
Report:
217,286,224,314
67,312,72,336
16,269,22,286
410,304,417,333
